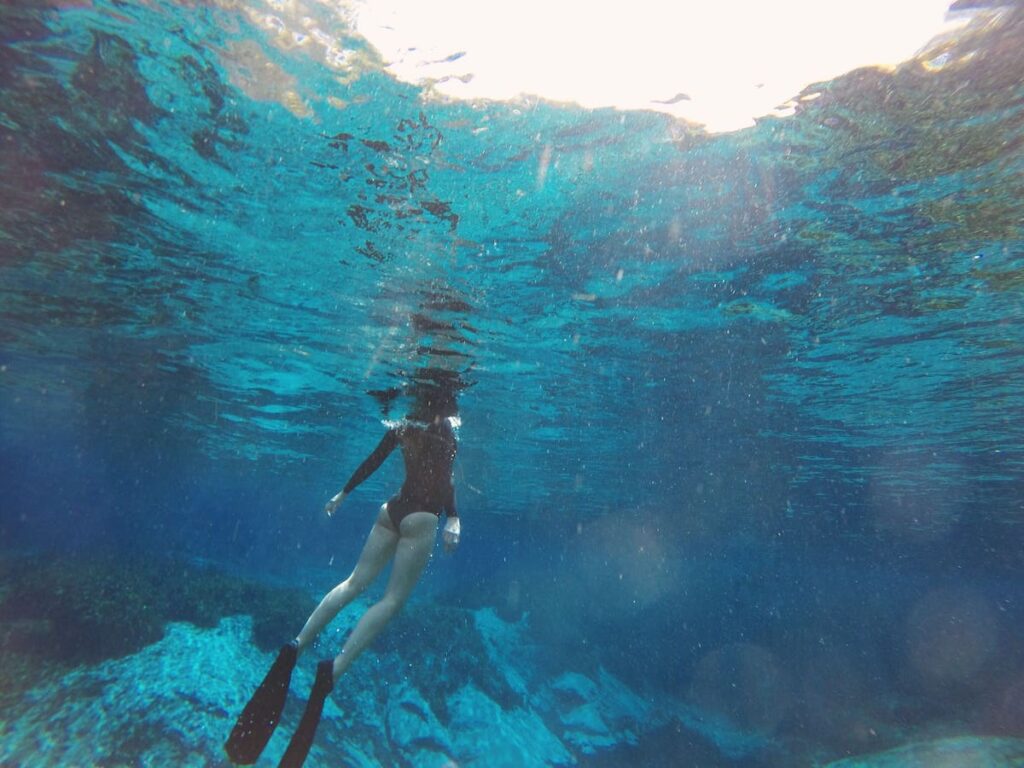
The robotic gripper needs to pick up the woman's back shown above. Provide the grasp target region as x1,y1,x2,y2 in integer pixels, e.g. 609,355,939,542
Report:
394,419,457,516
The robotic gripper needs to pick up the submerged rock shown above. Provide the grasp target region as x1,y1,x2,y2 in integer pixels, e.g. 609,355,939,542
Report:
447,683,573,767
385,680,455,766
0,554,315,663
580,719,772,768
542,669,652,753
824,736,1024,768
0,595,775,767
0,617,254,766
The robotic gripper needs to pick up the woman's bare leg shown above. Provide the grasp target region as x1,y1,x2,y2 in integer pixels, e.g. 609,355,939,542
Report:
331,511,437,679
294,505,399,651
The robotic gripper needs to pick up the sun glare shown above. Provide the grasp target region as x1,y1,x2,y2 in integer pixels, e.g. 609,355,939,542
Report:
351,0,967,133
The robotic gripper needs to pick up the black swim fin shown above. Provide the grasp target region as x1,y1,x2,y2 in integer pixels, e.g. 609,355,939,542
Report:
278,660,335,768
225,641,298,765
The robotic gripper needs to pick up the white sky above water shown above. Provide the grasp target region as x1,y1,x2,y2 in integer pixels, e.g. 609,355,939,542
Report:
350,0,966,133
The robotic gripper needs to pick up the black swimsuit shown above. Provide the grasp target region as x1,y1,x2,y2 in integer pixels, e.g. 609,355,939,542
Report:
342,421,458,528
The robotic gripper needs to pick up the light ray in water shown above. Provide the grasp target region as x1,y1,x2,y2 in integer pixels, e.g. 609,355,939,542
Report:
350,0,968,132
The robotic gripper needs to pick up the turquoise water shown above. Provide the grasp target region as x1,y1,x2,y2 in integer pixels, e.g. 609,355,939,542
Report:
1,1,1023,766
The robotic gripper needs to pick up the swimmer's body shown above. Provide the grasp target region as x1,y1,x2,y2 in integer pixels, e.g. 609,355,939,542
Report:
225,393,461,768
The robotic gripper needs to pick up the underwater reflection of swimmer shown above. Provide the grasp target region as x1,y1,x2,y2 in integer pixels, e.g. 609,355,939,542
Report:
224,389,462,767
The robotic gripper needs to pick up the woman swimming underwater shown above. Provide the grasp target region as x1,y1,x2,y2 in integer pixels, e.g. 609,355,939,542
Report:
225,390,461,767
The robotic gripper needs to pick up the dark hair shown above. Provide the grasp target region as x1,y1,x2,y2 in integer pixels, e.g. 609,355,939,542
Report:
408,385,458,422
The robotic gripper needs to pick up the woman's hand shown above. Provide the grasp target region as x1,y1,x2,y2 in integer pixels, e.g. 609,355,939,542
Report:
442,517,461,553
324,491,346,518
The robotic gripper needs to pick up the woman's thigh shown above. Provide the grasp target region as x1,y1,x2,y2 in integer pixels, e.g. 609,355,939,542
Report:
381,512,438,603
348,505,400,587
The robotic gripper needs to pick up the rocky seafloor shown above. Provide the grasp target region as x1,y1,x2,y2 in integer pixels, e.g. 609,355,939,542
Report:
0,608,773,767
1,554,1022,767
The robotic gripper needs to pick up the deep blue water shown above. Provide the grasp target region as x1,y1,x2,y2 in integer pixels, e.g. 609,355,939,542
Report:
1,1,1023,766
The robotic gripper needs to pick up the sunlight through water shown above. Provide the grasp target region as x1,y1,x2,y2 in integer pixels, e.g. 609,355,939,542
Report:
349,0,968,132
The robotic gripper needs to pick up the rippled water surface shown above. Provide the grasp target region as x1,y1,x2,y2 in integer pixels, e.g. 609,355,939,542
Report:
1,2,1023,766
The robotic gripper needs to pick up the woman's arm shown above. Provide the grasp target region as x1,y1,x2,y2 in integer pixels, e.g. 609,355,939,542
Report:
442,488,460,553
325,429,399,517
324,490,347,518
442,517,460,553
